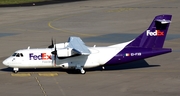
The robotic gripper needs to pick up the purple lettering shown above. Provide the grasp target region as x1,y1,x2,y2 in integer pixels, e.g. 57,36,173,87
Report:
29,53,51,60
29,53,34,60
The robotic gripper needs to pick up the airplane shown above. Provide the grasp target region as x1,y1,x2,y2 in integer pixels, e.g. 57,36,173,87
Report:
2,14,172,74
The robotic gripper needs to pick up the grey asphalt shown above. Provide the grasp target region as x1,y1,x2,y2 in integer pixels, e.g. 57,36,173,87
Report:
0,0,180,96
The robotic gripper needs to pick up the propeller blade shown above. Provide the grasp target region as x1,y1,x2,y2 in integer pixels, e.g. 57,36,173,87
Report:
51,40,57,54
48,38,54,48
54,40,57,66
51,39,57,66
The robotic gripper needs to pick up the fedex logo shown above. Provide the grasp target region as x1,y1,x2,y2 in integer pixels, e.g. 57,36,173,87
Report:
146,30,164,36
29,53,51,60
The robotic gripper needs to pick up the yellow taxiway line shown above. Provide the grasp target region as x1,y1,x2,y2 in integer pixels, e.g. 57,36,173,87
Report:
38,73,58,76
11,73,59,77
48,15,95,36
11,73,31,77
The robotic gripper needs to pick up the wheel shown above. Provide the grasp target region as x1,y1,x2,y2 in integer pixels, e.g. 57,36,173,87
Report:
14,71,18,74
13,68,19,73
102,66,105,70
80,69,86,74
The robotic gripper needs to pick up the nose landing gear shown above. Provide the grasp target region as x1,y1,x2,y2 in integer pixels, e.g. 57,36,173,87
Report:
13,68,19,73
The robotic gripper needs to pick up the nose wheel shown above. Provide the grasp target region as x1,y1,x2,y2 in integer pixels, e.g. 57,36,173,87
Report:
13,68,19,73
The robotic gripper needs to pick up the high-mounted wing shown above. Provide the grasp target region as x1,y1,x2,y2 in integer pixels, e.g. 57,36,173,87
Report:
68,36,91,55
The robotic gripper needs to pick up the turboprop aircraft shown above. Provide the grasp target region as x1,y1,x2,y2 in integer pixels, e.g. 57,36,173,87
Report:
3,14,172,74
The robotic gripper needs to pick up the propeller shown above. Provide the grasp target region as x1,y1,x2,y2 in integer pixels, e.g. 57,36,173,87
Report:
48,38,54,48
51,40,57,66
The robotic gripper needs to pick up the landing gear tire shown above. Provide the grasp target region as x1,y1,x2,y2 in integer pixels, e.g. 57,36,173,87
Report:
80,69,86,74
102,66,105,70
13,68,19,73
75,65,86,74
14,71,18,73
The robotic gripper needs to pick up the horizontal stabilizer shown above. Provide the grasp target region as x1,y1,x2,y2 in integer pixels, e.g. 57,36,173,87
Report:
156,19,171,24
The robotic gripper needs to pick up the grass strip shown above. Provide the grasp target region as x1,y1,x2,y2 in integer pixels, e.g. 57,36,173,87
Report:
0,0,46,5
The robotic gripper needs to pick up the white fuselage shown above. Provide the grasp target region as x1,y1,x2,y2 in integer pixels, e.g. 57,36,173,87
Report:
2,42,129,70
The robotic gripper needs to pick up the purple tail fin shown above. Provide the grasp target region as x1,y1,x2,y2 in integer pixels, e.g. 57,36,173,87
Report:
127,14,172,48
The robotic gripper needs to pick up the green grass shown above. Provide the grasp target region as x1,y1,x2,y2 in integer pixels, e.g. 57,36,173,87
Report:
0,0,46,5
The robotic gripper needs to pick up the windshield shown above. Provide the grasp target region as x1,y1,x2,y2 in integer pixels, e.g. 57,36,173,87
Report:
12,53,23,57
12,53,17,56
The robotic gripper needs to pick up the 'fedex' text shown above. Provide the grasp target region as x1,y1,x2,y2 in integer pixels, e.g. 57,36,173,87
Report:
29,53,51,60
146,30,164,36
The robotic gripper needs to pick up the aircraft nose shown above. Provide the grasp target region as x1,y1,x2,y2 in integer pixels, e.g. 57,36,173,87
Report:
2,59,8,66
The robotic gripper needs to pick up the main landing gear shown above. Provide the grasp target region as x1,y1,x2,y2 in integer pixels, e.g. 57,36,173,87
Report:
76,65,86,74
80,68,86,74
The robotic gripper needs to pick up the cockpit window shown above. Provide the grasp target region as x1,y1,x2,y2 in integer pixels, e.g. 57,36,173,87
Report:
20,53,23,57
12,53,17,56
16,53,20,57
12,53,23,57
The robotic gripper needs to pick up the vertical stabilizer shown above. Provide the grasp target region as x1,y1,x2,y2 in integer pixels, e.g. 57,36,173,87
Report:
127,15,172,48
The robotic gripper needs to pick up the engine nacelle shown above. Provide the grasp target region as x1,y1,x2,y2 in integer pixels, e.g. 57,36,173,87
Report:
55,42,69,48
57,48,73,57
